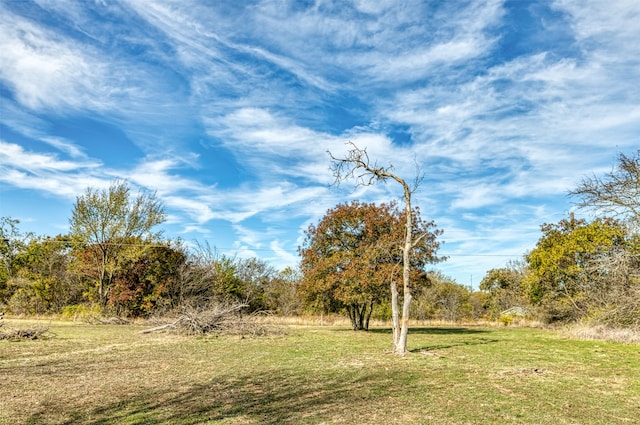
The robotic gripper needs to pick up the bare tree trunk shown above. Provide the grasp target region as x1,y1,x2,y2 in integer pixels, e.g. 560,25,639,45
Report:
365,299,374,331
348,303,374,331
347,305,356,330
397,288,412,352
391,280,400,348
99,252,108,309
394,181,413,355
358,305,365,330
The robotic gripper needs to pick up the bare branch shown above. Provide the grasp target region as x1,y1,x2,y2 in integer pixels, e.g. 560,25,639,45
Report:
328,141,396,188
570,150,640,224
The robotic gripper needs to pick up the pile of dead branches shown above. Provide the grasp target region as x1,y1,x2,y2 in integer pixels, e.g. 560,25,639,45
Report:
0,324,52,341
141,302,282,337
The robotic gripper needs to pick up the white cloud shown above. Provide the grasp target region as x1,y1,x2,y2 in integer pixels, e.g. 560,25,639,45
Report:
39,138,87,159
554,0,640,50
0,141,99,174
2,0,640,284
0,8,112,111
269,240,299,267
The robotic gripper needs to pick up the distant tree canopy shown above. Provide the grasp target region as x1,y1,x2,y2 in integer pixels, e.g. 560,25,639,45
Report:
521,212,640,327
479,262,527,319
0,181,298,318
69,180,166,308
411,271,478,322
471,150,640,329
5,150,640,330
1,217,33,298
108,240,186,317
13,235,80,314
298,201,442,330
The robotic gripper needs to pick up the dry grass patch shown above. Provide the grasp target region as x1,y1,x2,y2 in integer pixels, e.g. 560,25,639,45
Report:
562,324,640,344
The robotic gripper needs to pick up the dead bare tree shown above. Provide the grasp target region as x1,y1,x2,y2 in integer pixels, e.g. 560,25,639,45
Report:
570,150,640,227
328,141,427,355
584,247,640,329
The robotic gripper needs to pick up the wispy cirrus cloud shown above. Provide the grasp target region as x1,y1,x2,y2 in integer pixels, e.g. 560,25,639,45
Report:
0,141,105,198
2,0,639,282
0,13,107,111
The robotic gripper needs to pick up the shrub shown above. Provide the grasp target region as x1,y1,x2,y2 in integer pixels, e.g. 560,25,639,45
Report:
60,304,102,322
499,314,514,326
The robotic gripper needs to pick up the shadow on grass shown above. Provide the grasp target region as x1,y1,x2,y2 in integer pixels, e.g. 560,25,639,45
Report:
32,369,398,425
365,327,499,353
366,326,491,335
409,337,500,353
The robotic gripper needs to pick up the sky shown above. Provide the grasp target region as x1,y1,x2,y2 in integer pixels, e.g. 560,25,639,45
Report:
1,0,639,288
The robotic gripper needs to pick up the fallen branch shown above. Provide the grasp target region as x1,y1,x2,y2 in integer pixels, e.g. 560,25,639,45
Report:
139,318,182,334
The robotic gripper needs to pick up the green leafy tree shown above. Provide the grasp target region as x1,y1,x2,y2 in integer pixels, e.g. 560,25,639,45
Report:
525,214,627,322
299,201,441,331
468,291,489,320
11,235,82,313
479,261,527,319
210,255,244,302
412,271,472,322
109,240,186,317
264,266,302,315
234,257,274,311
432,280,472,322
69,180,166,309
1,217,31,301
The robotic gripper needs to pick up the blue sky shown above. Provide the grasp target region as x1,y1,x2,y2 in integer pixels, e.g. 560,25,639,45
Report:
1,0,639,287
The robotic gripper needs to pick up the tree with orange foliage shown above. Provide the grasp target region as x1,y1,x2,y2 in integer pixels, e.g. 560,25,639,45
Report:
327,142,444,354
299,201,442,332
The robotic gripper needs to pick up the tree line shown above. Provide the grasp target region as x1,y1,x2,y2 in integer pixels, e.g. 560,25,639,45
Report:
0,181,301,319
481,150,640,329
1,150,639,332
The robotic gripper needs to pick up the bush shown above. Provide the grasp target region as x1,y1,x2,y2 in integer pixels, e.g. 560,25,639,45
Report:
60,304,102,322
499,314,514,326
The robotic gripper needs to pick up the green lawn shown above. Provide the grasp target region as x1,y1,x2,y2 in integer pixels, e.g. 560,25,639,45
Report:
1,319,638,424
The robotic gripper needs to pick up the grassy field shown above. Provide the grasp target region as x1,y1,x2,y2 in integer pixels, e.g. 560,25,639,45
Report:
1,319,639,425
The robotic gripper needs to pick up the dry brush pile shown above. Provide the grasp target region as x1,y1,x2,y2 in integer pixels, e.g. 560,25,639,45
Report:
0,314,52,341
141,302,283,337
